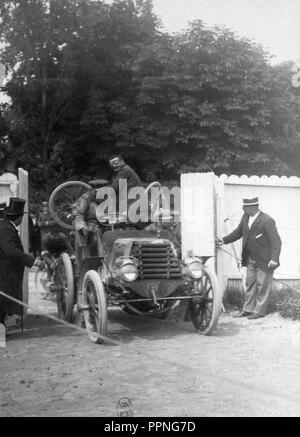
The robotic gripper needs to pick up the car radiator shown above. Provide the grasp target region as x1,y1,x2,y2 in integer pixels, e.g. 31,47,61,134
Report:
131,242,181,279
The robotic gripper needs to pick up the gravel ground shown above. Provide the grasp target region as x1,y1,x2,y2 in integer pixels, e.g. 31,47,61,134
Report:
1,271,300,417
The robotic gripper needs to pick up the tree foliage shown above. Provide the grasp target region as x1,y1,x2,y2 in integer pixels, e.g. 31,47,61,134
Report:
0,0,299,202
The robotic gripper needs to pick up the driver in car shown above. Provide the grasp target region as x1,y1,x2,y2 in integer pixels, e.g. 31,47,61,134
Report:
73,156,146,260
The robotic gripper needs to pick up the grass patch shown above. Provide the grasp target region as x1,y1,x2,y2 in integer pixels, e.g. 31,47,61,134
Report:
223,279,300,320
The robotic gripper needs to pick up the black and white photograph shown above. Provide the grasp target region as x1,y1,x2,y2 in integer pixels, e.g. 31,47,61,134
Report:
0,0,300,418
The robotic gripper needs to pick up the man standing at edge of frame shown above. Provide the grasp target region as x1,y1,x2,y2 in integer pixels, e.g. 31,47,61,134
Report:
0,198,42,335
216,197,282,319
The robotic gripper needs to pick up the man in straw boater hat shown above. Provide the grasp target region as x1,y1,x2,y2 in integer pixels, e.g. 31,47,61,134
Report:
216,197,282,319
0,198,42,335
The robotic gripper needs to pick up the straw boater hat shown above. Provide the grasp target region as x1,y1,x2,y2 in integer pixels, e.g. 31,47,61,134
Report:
5,198,27,216
243,197,259,206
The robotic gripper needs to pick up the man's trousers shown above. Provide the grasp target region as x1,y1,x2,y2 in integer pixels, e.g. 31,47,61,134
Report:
242,258,274,316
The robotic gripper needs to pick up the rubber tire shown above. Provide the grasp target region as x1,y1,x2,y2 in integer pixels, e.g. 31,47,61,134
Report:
190,266,222,335
55,252,75,322
82,270,107,344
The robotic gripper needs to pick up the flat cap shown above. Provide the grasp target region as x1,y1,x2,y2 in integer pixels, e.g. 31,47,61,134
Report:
88,179,109,188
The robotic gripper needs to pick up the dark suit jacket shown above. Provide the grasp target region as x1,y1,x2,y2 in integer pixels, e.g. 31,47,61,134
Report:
111,164,142,194
110,164,143,218
0,218,35,315
223,211,282,273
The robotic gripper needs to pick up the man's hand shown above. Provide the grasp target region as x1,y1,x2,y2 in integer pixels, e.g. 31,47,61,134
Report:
215,237,224,249
81,226,89,237
268,260,278,269
33,257,43,269
81,223,98,237
87,223,98,233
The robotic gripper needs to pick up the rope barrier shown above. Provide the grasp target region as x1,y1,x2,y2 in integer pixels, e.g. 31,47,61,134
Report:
0,287,197,343
217,246,300,294
0,290,119,345
2,244,299,349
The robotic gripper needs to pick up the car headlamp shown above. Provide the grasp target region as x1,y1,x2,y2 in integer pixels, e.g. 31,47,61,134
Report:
120,258,138,282
184,256,203,279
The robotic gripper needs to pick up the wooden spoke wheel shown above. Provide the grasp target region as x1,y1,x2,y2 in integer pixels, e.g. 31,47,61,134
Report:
82,270,107,344
49,181,91,230
54,252,75,322
189,266,221,335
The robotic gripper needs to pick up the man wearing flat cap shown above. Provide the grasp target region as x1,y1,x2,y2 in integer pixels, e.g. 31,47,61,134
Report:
0,198,42,332
217,197,282,319
108,154,142,215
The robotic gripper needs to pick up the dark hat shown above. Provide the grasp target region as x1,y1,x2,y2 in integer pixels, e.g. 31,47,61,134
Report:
5,197,26,216
109,153,123,161
88,179,109,188
42,201,49,207
243,197,259,206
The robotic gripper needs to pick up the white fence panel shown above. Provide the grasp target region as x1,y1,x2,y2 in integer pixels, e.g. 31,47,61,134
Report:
181,172,300,291
217,175,300,283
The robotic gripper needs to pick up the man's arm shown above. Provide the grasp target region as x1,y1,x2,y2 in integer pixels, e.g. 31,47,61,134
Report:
222,219,243,244
264,218,282,265
0,228,35,267
72,192,90,232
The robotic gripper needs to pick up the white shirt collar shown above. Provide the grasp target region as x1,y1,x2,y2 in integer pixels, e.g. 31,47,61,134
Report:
248,210,260,228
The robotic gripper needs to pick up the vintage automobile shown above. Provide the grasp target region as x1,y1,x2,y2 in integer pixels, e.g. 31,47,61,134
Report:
41,180,222,343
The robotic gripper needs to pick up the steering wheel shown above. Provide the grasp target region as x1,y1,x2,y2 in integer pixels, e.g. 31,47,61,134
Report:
145,181,169,221
95,210,127,228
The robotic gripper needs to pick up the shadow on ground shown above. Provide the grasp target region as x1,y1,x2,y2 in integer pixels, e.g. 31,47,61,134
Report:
6,308,241,344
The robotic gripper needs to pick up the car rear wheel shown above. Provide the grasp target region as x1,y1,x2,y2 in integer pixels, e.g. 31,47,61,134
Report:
54,252,75,322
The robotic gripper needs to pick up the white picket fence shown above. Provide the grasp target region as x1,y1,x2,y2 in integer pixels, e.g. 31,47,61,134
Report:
181,172,300,291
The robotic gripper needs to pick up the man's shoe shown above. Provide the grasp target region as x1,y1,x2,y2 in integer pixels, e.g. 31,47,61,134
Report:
247,313,264,320
233,311,252,318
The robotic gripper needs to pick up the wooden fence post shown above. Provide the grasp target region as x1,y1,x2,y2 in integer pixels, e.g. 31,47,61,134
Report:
215,176,227,293
180,172,215,269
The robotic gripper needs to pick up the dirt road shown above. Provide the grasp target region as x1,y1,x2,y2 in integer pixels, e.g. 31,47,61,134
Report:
1,272,300,417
